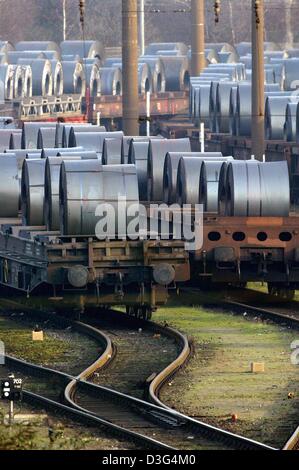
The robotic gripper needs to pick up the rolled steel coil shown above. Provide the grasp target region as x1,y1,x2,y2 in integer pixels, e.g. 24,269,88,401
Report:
0,155,19,217
284,102,298,142
22,65,33,97
176,157,204,205
59,123,92,147
61,61,86,96
265,95,294,140
18,59,53,96
16,41,60,53
44,156,82,231
60,40,105,62
37,127,57,149
0,65,14,100
216,81,238,133
85,64,101,97
128,141,150,201
218,51,240,64
235,83,251,137
0,129,17,152
219,160,290,217
40,147,84,158
56,150,98,160
102,138,123,165
205,48,220,64
99,67,122,95
124,136,162,164
11,65,24,99
60,161,139,237
139,57,166,93
22,122,56,149
164,152,228,205
69,130,124,155
148,138,191,202
0,41,14,53
199,161,229,212
229,85,238,135
49,60,64,96
138,63,152,93
21,159,46,225
286,49,299,58
8,51,46,63
26,151,42,159
194,84,212,127
283,59,299,91
0,52,8,65
161,56,190,92
145,42,188,56
64,125,106,148
9,131,22,149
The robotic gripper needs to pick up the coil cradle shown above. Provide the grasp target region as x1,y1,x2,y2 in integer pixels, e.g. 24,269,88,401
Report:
219,160,290,217
147,138,191,202
59,160,139,238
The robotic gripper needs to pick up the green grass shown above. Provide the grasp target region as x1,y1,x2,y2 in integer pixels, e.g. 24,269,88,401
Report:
154,293,299,448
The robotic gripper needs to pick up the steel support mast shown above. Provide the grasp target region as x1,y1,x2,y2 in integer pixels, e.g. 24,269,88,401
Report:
122,0,139,135
191,0,206,76
251,0,265,160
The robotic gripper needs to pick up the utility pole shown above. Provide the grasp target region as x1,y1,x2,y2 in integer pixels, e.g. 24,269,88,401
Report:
139,0,145,56
251,0,265,161
122,0,139,135
63,0,67,41
191,0,206,76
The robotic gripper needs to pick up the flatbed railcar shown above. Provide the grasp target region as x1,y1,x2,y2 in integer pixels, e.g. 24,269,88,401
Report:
0,220,190,319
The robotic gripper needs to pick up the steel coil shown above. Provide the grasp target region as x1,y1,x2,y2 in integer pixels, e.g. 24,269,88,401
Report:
139,57,166,93
22,122,56,149
60,40,105,62
21,159,46,225
9,131,22,149
194,84,212,127
56,150,98,160
18,59,53,96
26,151,42,159
176,157,204,205
284,102,298,142
124,136,162,164
102,138,123,165
64,125,106,148
85,64,101,97
69,130,123,155
145,42,188,56
216,81,238,133
49,60,64,96
128,141,150,201
199,161,230,212
0,52,10,65
0,65,15,100
16,41,60,53
0,130,16,152
161,56,190,92
104,60,152,94
60,161,139,237
99,67,122,95
235,83,251,136
265,95,293,140
44,156,82,231
22,65,33,97
0,155,19,217
283,59,299,90
219,160,290,217
61,61,86,96
148,138,191,202
0,41,14,53
11,65,24,98
163,152,229,205
37,127,57,149
59,123,92,147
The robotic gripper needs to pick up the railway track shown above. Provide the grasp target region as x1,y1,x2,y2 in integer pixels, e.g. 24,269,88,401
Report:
0,307,274,450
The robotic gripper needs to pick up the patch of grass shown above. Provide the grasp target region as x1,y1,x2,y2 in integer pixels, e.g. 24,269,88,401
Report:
155,293,299,448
